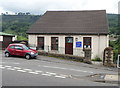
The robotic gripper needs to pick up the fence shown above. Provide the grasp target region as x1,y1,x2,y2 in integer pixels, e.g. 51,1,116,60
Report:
29,44,84,57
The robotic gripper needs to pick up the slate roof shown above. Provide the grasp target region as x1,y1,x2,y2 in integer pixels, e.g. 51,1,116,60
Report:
27,10,109,35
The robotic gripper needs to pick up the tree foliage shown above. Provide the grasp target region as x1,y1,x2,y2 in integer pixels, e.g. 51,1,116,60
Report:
107,14,118,34
2,15,41,40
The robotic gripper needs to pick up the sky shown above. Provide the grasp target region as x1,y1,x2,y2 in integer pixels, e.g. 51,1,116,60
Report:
118,1,120,14
0,0,119,15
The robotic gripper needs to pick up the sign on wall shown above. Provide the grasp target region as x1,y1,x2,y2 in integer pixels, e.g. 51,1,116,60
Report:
76,41,82,48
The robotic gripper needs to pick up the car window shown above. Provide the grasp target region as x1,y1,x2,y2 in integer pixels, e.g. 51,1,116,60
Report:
22,45,29,50
9,45,14,49
15,45,23,50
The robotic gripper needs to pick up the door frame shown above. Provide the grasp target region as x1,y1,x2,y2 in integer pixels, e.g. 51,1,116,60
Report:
37,37,44,50
65,37,73,55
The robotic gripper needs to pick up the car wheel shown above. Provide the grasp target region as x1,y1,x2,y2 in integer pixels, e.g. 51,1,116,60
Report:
5,52,10,57
25,54,31,60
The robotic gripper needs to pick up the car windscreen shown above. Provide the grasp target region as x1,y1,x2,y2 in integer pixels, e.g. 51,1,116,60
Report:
22,45,30,50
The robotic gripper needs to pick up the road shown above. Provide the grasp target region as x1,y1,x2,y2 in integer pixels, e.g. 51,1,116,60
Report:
0,51,118,86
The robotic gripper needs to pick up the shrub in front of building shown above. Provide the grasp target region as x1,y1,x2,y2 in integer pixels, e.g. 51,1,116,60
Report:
38,51,84,62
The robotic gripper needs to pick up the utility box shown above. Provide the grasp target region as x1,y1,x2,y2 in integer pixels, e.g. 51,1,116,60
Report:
103,47,114,67
83,48,92,64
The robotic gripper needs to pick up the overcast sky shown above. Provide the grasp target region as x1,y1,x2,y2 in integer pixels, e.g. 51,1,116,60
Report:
0,0,119,15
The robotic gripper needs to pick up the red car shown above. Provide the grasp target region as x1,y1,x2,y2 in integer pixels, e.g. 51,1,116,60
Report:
4,43,38,59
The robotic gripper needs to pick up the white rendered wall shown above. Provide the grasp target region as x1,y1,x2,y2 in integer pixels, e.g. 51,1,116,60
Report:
12,36,17,41
0,36,3,41
28,34,109,60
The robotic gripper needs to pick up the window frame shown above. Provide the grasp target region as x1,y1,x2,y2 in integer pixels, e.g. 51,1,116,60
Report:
51,37,58,50
37,37,44,50
83,37,92,49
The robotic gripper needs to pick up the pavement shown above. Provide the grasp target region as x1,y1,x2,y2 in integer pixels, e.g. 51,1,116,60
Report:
36,55,119,83
37,55,118,72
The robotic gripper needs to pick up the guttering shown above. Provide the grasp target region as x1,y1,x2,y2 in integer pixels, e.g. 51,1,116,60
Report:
26,32,108,35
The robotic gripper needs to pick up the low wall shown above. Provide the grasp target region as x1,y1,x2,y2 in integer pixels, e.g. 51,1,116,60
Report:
38,51,84,62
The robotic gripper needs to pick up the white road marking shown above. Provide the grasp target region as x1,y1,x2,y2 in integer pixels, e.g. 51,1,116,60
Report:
24,69,32,71
4,66,12,68
28,72,39,74
55,75,66,79
17,70,26,72
0,67,5,69
13,67,21,69
59,74,68,77
41,74,52,76
39,65,93,73
46,72,56,75
2,65,69,79
7,68,15,70
35,70,43,73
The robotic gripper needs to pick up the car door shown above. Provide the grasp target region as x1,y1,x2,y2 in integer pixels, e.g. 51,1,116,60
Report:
8,45,15,55
14,45,24,56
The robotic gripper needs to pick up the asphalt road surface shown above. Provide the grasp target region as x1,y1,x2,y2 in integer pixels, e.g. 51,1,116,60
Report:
0,51,118,86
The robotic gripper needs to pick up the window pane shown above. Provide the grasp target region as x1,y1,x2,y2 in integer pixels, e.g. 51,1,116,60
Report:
10,45,14,49
65,38,73,43
83,37,91,48
15,45,23,50
37,37,44,50
22,45,29,50
51,37,58,50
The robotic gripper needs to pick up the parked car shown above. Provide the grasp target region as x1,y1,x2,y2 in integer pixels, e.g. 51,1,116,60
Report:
4,43,38,59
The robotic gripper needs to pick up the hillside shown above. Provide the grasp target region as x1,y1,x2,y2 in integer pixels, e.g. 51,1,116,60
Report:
107,14,119,34
2,15,40,40
1,14,119,40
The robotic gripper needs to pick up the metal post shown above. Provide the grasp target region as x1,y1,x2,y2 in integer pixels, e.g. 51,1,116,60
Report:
117,55,120,68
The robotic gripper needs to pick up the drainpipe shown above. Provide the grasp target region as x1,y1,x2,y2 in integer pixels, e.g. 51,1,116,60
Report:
98,33,100,58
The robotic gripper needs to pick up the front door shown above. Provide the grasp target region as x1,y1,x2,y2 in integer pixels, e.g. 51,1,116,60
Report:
65,37,73,55
37,37,44,50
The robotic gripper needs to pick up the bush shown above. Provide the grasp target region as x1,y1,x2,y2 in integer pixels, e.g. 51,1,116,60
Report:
17,36,28,40
38,51,84,62
92,56,102,62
